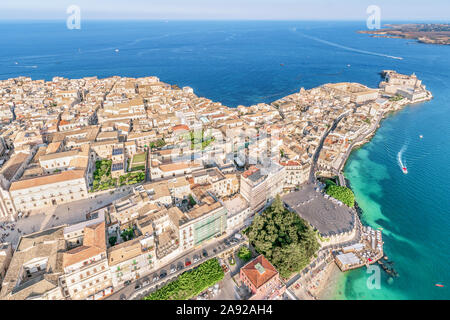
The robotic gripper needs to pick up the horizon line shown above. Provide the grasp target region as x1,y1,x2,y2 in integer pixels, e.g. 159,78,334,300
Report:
1,18,448,22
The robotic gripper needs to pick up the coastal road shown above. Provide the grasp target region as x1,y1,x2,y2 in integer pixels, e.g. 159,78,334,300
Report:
106,232,246,300
336,113,383,172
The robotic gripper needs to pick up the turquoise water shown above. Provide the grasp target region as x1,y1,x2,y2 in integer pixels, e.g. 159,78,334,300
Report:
335,89,450,300
1,20,449,299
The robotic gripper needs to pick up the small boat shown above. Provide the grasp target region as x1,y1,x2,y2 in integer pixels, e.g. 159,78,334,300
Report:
14,61,19,65
419,135,423,139
402,167,408,174
280,63,285,67
115,49,120,52
347,64,351,67
435,284,444,288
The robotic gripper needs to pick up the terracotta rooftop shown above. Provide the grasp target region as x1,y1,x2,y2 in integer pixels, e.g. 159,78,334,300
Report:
242,166,259,179
241,255,278,289
172,124,190,132
62,222,106,268
10,169,86,191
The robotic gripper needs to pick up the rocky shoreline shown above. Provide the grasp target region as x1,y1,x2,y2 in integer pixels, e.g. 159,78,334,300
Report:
358,23,450,46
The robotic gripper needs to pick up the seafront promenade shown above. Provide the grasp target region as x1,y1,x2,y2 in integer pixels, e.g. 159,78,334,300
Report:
286,76,433,299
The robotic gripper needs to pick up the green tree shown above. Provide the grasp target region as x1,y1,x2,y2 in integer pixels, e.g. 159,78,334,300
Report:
237,246,252,262
188,195,197,206
247,195,320,279
144,259,224,300
325,185,355,208
108,236,117,247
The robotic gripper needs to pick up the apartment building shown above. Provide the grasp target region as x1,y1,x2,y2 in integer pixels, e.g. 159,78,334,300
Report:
108,234,156,288
61,222,113,300
174,194,228,251
240,166,268,213
223,195,252,233
240,163,285,213
280,160,309,187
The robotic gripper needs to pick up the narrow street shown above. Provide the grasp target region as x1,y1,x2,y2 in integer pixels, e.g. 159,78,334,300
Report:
309,111,350,183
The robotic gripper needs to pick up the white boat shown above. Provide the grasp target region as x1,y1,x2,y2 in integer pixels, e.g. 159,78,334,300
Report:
115,49,120,52
402,167,408,174
419,135,423,139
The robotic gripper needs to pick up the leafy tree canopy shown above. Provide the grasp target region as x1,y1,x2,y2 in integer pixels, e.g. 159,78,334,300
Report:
325,185,355,208
237,246,252,262
144,259,224,300
247,195,320,279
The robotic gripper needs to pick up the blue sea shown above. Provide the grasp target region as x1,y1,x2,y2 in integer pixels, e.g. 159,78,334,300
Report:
1,20,449,299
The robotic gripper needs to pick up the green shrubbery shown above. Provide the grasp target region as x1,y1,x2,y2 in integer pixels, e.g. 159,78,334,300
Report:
389,94,404,102
92,159,145,192
190,130,215,150
109,236,117,247
119,171,145,186
150,139,166,149
92,160,116,192
247,195,320,279
325,185,355,208
237,246,252,262
120,227,135,242
144,259,224,300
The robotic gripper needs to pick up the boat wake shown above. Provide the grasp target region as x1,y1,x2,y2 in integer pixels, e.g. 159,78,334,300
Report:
397,145,408,174
293,31,403,60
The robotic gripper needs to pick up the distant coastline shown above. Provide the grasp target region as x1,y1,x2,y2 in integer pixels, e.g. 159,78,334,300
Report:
359,23,450,45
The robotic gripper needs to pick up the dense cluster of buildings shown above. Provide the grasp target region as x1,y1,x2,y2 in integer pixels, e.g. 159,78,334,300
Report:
0,71,430,299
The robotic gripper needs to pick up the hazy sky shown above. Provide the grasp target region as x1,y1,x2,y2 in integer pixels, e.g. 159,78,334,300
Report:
0,0,449,20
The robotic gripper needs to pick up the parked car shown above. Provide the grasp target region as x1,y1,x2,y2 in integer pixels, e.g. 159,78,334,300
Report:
202,250,208,257
135,283,141,290
124,280,132,286
152,275,158,283
160,272,167,279
193,255,199,263
170,265,177,274
177,264,183,271
185,259,192,267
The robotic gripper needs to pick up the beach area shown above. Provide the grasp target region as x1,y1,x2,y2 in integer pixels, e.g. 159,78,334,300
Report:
317,263,343,300
289,259,342,300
